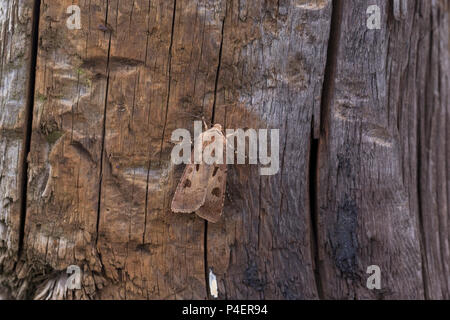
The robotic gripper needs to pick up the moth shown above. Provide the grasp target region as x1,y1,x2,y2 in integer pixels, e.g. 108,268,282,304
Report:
171,124,227,223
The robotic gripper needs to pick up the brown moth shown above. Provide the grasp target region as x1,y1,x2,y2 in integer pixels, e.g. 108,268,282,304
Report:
171,124,227,223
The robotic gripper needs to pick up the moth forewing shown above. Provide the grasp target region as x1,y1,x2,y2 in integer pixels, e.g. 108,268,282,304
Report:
171,162,210,213
202,126,225,165
171,136,213,213
196,125,227,222
195,162,227,223
171,124,228,223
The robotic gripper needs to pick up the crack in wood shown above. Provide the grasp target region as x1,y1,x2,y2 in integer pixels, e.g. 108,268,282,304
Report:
310,0,344,299
95,0,113,247
308,135,323,299
158,0,177,165
204,3,227,299
318,0,343,138
142,0,154,245
18,0,41,258
415,7,435,298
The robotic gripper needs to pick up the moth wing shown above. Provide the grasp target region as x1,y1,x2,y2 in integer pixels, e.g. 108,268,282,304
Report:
171,160,213,213
172,124,226,219
196,129,227,223
196,163,227,223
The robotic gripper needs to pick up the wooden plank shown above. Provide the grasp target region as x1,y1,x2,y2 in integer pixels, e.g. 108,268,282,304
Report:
316,0,423,300
316,0,449,299
23,0,111,298
0,0,447,300
411,0,450,299
95,0,225,299
22,0,225,299
207,0,332,299
0,0,34,275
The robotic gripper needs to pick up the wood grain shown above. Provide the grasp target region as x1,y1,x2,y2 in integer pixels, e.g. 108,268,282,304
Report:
0,0,35,297
316,0,449,299
0,0,448,300
207,0,332,299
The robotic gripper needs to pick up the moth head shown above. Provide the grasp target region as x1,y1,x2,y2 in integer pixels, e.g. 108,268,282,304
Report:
213,124,222,131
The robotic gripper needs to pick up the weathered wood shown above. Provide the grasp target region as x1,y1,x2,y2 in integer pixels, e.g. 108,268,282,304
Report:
207,0,332,299
411,0,450,299
22,0,226,299
0,0,448,300
316,0,449,299
0,0,35,298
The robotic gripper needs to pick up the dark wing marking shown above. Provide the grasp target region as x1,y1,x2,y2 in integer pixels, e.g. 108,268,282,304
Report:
195,162,227,223
171,125,227,222
196,128,227,223
171,159,212,213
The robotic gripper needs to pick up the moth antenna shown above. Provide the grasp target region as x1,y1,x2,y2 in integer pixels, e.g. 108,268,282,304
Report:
202,116,209,130
226,132,238,139
175,110,204,120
